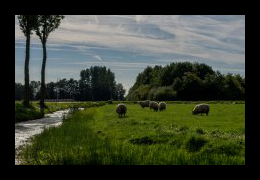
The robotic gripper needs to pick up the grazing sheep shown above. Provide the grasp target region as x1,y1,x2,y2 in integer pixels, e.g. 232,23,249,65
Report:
139,100,150,108
159,102,167,111
139,101,146,108
192,104,210,116
149,101,159,111
116,104,127,118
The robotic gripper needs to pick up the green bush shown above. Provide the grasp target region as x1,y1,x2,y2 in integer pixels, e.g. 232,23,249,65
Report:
148,87,177,101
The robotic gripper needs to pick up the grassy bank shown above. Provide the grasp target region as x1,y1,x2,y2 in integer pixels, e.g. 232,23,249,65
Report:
15,101,105,123
19,103,245,165
15,103,43,123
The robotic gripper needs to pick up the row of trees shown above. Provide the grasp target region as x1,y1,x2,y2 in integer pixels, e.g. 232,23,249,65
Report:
78,67,125,101
17,15,64,114
126,62,245,101
15,81,41,101
15,67,126,101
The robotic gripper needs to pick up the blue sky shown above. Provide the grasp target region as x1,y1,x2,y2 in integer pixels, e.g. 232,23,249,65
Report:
15,15,245,93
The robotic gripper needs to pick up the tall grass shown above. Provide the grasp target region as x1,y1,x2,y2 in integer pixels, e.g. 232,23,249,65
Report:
19,103,245,165
15,103,43,123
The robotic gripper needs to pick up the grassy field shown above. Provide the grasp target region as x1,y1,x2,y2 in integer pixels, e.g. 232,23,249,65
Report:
19,103,245,165
15,101,105,123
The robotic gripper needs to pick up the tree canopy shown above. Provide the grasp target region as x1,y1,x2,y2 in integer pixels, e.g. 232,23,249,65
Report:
17,15,38,36
35,15,65,43
127,62,245,101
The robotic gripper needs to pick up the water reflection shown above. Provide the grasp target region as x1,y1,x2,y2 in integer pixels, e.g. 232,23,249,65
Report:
15,109,70,149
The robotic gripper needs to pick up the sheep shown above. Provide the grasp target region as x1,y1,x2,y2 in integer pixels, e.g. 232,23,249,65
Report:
139,100,150,108
116,104,127,118
149,101,159,111
139,101,146,108
192,104,210,116
159,102,167,111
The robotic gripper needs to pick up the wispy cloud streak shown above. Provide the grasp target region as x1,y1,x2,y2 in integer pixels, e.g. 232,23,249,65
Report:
15,15,245,92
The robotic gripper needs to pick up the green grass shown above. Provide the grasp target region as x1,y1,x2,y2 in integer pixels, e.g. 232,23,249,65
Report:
19,103,245,165
15,101,105,123
15,103,43,123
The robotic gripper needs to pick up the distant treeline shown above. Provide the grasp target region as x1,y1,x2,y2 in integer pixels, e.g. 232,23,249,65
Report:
15,66,126,101
126,62,245,101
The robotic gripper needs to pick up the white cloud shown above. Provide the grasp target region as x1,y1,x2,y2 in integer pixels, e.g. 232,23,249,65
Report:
15,15,245,91
94,55,103,61
15,15,245,65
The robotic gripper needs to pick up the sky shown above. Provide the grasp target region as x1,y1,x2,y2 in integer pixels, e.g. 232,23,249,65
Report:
15,15,245,93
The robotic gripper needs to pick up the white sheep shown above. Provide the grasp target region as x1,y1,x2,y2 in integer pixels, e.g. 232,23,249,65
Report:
149,101,159,112
159,102,167,111
192,104,210,116
116,104,127,118
139,100,150,108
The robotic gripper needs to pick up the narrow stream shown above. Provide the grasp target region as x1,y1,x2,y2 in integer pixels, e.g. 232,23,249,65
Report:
15,109,70,165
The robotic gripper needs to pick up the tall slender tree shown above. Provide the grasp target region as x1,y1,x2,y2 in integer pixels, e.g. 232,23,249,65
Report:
17,15,38,107
35,15,64,114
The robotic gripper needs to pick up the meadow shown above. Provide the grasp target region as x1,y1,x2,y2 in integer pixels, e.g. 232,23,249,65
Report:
18,102,245,165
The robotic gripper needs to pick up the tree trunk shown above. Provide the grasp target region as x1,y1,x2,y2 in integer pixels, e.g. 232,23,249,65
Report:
40,41,47,114
23,34,30,107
